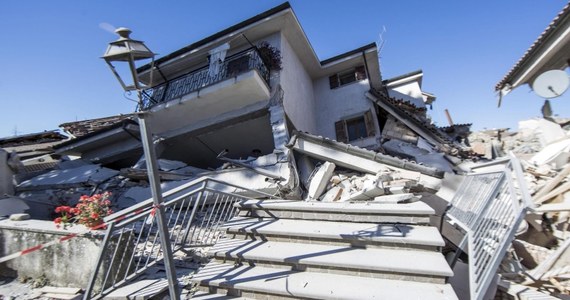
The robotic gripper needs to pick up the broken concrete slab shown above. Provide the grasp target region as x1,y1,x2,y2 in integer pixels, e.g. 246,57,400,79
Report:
382,139,455,173
373,193,415,203
288,132,443,191
529,138,570,169
519,118,566,147
320,186,345,202
348,175,384,201
306,162,335,201
17,163,119,191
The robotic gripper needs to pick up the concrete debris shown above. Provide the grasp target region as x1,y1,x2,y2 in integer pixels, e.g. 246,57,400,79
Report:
17,161,120,190
529,139,570,169
382,139,454,172
518,118,567,147
0,113,568,299
306,161,335,201
465,116,570,298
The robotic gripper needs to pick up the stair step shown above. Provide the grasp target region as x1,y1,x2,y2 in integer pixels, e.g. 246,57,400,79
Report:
102,278,168,299
223,217,444,250
192,261,458,300
210,238,453,283
191,291,253,299
235,200,434,224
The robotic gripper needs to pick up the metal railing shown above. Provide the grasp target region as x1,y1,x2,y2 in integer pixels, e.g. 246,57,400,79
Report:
141,47,270,110
446,154,533,300
83,177,276,299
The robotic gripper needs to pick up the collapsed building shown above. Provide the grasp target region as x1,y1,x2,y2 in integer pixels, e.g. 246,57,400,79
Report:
0,2,568,300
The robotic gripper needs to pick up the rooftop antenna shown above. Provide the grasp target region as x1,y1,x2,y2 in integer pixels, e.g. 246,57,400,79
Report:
376,26,387,57
12,126,20,137
99,22,117,35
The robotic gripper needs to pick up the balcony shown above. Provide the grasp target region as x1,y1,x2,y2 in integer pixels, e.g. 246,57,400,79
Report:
141,48,271,110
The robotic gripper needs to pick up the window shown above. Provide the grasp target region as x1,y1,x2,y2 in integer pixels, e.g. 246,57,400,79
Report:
346,117,368,140
329,65,367,89
335,110,376,143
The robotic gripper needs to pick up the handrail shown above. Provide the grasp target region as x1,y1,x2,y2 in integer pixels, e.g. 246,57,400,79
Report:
446,154,531,300
85,176,277,299
104,176,278,223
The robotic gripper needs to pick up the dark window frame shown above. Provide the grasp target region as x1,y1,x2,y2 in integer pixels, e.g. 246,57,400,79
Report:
334,110,376,143
329,65,367,89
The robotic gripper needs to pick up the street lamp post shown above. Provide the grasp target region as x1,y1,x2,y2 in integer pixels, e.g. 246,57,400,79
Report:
102,28,180,300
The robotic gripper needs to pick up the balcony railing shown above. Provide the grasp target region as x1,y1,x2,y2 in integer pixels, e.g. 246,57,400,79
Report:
141,48,270,110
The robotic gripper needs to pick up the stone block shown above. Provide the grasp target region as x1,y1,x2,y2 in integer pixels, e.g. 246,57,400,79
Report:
306,162,336,200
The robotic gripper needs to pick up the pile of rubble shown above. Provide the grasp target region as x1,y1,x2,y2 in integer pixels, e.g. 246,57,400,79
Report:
303,162,421,204
469,117,570,298
1,114,570,299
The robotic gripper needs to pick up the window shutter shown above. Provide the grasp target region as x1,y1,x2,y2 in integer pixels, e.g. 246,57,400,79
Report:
335,120,348,143
329,74,339,89
355,65,367,81
364,110,376,137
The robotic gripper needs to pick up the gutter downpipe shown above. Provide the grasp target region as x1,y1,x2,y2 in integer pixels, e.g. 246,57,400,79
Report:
362,50,372,89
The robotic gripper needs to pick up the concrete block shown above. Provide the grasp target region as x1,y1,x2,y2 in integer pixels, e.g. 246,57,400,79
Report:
348,176,384,201
349,186,384,201
320,186,344,202
306,162,336,200
373,193,414,203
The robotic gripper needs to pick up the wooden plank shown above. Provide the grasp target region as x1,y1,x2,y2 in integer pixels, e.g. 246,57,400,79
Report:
535,202,570,213
534,164,570,201
535,181,570,205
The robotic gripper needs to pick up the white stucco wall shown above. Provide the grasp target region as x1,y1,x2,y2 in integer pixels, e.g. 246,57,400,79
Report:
278,33,318,133
387,81,426,108
313,75,380,148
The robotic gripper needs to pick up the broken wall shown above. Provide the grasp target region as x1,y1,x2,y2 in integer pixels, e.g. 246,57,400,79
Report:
381,115,419,144
387,80,426,108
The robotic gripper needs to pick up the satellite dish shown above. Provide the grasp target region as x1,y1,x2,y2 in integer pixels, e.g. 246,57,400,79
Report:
532,69,570,99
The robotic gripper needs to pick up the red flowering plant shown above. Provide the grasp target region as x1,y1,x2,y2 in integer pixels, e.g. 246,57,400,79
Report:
54,192,113,230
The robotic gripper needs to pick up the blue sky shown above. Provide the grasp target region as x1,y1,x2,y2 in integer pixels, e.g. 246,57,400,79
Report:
1,1,569,138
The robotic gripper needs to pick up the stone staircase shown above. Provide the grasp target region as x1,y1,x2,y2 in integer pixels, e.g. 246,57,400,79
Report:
191,200,458,299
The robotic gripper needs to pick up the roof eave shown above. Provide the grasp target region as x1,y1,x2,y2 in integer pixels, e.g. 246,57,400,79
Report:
495,2,570,91
137,2,292,74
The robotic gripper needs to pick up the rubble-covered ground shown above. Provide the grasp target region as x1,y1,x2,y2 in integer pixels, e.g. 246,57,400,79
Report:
468,117,570,298
1,116,570,299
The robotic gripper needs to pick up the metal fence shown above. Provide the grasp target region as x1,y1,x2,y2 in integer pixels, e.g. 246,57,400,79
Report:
447,154,533,300
141,47,270,110
83,177,276,299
